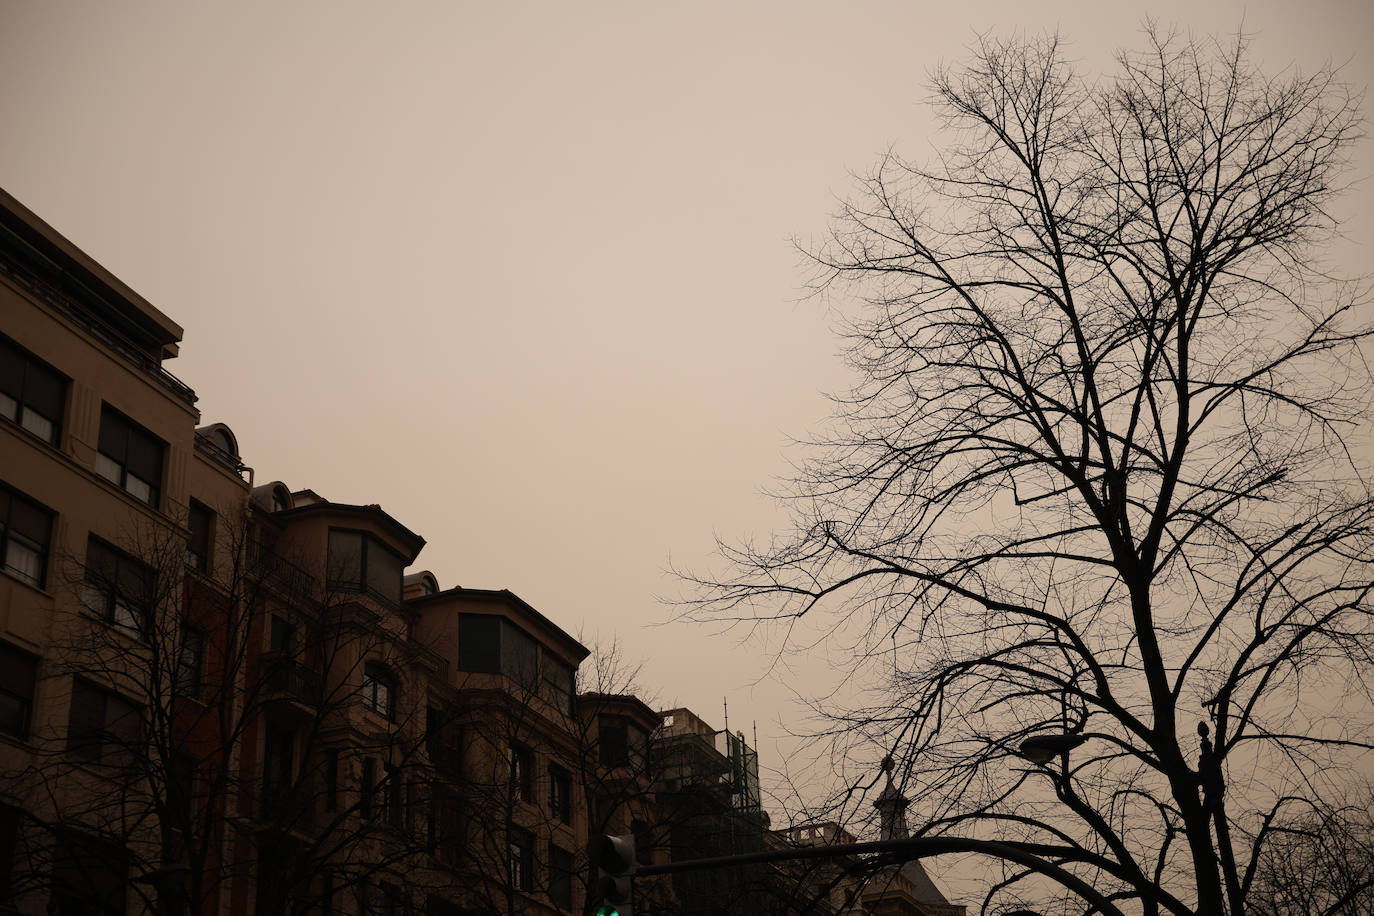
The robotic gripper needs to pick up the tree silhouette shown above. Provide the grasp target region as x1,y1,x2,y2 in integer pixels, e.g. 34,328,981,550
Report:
683,29,1372,916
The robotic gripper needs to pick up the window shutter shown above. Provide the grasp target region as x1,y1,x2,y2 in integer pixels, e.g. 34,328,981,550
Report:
125,427,162,485
98,410,128,458
24,362,64,420
8,495,50,547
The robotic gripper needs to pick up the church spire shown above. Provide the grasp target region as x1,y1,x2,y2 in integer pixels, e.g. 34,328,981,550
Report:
873,755,911,841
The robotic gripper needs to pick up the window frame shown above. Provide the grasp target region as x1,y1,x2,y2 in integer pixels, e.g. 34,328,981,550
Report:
175,624,204,699
510,743,534,804
362,662,396,720
326,528,404,606
0,640,39,739
95,405,164,508
82,536,153,634
548,842,574,911
548,763,572,824
187,501,213,572
508,826,534,892
381,763,403,828
67,679,141,768
361,757,376,820
0,334,65,445
0,483,53,589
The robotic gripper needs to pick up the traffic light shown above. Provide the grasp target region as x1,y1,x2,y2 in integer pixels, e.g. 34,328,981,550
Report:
589,833,636,916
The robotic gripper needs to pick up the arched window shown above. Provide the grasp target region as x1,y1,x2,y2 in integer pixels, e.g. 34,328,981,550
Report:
362,662,396,720
271,487,290,513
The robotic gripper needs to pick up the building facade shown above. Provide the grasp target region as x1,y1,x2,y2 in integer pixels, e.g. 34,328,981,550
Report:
0,188,962,916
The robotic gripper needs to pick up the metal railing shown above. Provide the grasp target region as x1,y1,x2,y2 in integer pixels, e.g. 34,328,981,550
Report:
193,433,250,480
263,657,322,704
0,241,197,405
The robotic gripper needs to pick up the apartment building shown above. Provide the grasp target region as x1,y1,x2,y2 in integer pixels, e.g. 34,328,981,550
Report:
0,188,616,916
0,187,964,916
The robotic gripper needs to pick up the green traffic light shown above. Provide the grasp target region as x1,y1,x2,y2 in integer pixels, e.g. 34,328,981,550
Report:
594,909,619,916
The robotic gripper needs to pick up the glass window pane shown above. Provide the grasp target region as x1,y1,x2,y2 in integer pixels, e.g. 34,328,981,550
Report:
365,541,402,603
457,615,501,674
98,409,128,459
24,361,64,419
95,453,122,485
124,474,152,504
20,410,53,441
4,539,40,585
327,530,363,588
501,623,538,689
125,429,162,485
0,340,21,398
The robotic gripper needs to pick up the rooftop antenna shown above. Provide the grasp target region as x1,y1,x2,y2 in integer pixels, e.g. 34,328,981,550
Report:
723,697,729,733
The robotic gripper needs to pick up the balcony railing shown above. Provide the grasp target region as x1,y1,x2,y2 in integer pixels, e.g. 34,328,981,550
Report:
263,657,322,705
0,241,197,405
194,433,250,480
251,543,318,602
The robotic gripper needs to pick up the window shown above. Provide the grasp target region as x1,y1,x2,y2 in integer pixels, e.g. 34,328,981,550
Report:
0,335,64,444
263,724,295,797
176,624,204,698
548,764,571,824
381,764,403,827
456,614,500,674
361,758,376,820
82,538,151,632
0,641,38,738
96,406,164,507
0,484,52,587
362,662,395,719
548,843,574,911
426,706,461,775
325,750,339,811
458,614,561,699
52,831,128,916
67,680,140,767
542,657,575,715
429,784,464,862
508,827,533,892
599,717,649,771
187,502,213,571
510,743,533,803
269,615,295,654
169,754,196,830
327,529,403,605
501,624,538,690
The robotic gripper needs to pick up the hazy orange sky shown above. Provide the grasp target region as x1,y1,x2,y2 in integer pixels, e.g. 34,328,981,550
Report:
2,0,1370,818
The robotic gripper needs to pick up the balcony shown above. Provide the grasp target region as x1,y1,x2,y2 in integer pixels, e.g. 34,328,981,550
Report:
262,657,322,708
0,240,197,405
194,432,250,480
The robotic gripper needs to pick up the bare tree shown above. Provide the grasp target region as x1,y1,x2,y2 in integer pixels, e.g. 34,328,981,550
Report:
6,505,440,916
681,29,1372,916
1246,794,1374,916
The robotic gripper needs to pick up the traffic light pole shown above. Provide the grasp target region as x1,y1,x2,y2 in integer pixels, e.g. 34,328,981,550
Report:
632,835,1129,916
